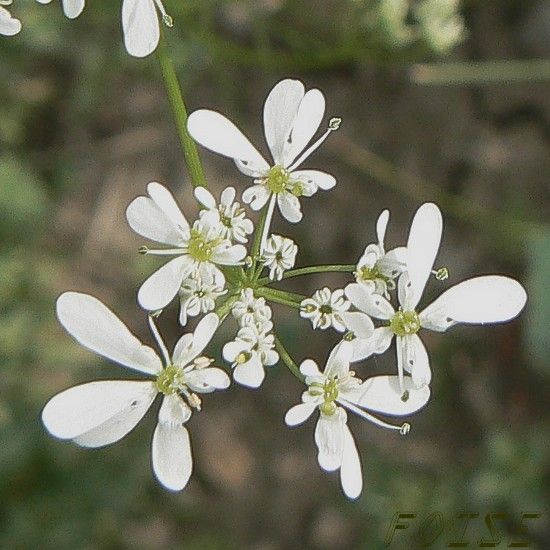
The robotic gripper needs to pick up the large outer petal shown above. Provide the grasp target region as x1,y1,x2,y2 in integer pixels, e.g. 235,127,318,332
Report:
63,0,85,18
137,255,193,311
350,327,394,362
406,203,443,309
152,394,193,491
0,7,21,36
122,0,160,58
315,409,346,472
42,380,157,445
325,341,353,379
57,292,162,375
340,425,362,500
281,89,326,168
343,375,430,415
263,79,305,165
187,110,269,175
400,334,431,387
420,276,527,331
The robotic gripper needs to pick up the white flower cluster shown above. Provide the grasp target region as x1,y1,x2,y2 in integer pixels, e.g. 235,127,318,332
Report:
5,1,172,57
42,78,527,501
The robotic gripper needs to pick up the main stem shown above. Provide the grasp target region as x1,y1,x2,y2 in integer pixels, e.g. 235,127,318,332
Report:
156,32,207,188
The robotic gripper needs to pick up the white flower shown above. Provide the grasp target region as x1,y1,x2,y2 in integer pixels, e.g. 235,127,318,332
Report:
223,322,279,388
300,287,350,332
355,209,407,297
41,292,230,492
187,78,339,224
126,182,247,311
345,203,527,388
122,0,172,58
284,341,431,499
36,0,85,20
263,234,298,281
0,2,21,36
178,271,226,327
194,186,254,244
231,288,272,329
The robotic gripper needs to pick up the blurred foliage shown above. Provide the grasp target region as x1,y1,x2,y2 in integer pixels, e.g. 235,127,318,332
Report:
0,0,549,548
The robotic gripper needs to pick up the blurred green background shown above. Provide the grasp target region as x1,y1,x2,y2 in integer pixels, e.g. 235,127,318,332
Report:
1,0,549,548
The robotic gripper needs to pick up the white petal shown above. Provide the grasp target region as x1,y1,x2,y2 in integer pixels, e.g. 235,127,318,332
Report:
376,210,390,247
152,395,193,491
242,185,270,210
300,359,322,377
147,182,189,235
281,89,326,168
0,7,21,36
284,402,316,426
211,244,247,265
233,354,265,388
325,341,353,379
340,312,374,339
401,334,431,387
122,0,160,58
138,255,193,311
220,186,236,205
173,312,219,367
340,425,362,500
406,203,443,309
194,187,216,209
377,247,408,278
42,380,157,444
263,79,305,165
350,327,394,362
315,410,346,472
277,192,302,223
344,283,394,320
344,375,430,415
291,170,336,191
56,292,162,375
184,367,230,393
62,0,85,19
187,110,269,174
420,276,527,330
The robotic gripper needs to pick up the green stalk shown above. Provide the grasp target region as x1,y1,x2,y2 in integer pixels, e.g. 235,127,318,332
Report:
248,199,271,280
156,32,206,188
257,264,355,286
274,335,305,383
255,287,305,309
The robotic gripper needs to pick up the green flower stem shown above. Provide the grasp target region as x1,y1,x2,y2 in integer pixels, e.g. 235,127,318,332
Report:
257,264,355,286
249,199,271,280
255,287,305,310
156,32,206,188
214,293,240,320
274,334,305,383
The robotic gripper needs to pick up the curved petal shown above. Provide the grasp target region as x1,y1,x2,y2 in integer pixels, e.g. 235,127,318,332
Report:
315,409,346,472
377,247,408,279
0,7,21,36
376,210,390,248
345,283,394,320
325,341,353,379
152,394,193,491
281,89,326,168
300,359,322,378
406,202,443,309
401,334,431,387
194,187,216,209
420,276,527,331
350,327,394,362
122,0,160,58
340,425,362,500
233,354,265,388
343,375,430,415
173,313,219,367
292,170,336,191
187,110,269,174
147,182,190,236
184,367,230,393
340,311,374,339
138,255,193,311
263,79,305,165
42,380,157,444
211,244,247,265
277,192,302,223
285,402,316,426
56,292,162,375
63,0,86,19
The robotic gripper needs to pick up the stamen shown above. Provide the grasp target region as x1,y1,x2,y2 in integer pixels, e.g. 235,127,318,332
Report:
154,0,173,27
260,194,277,254
148,315,171,366
338,398,406,432
140,247,184,256
287,117,342,172
432,267,449,281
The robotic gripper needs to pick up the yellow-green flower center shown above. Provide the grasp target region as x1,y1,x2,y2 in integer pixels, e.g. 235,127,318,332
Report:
358,264,383,282
266,165,290,194
390,310,421,336
310,378,340,416
155,364,184,395
187,229,216,262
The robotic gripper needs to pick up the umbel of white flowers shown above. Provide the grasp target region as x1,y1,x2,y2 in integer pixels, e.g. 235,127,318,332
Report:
35,0,172,57
42,293,230,491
